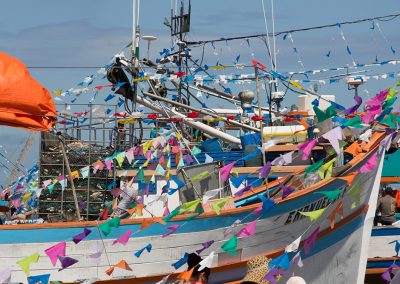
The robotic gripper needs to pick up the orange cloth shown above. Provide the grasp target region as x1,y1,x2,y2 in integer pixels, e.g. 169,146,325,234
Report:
0,52,57,131
395,191,400,209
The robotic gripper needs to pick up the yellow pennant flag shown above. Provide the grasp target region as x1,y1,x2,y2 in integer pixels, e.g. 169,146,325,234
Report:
318,158,336,180
289,80,303,90
52,89,63,96
191,171,210,182
212,197,231,215
142,140,152,154
165,168,171,180
70,170,79,180
299,207,327,222
17,253,40,275
118,118,135,124
23,193,32,203
142,157,151,168
175,132,182,141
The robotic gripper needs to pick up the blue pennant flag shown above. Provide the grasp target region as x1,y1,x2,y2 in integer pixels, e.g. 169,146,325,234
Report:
118,97,125,107
259,195,276,214
326,50,331,57
106,108,112,115
346,46,352,55
135,243,152,257
168,175,185,195
269,252,290,270
230,174,249,188
104,94,115,102
389,240,400,257
107,181,117,190
28,274,51,284
242,149,261,161
172,253,189,269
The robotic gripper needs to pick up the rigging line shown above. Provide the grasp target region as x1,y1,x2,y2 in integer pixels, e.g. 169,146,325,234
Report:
261,0,274,71
271,0,277,72
186,12,400,45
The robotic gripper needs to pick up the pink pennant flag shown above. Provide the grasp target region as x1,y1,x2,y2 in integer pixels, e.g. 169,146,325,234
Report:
144,150,152,159
45,241,66,266
236,220,257,238
163,207,170,217
359,152,378,173
92,160,104,173
42,179,52,189
162,224,180,238
304,227,319,255
298,139,317,160
11,198,21,210
252,206,263,216
125,149,134,164
112,230,132,246
104,160,112,171
220,162,236,182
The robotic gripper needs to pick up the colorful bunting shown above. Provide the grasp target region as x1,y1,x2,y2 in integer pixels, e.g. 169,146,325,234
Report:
191,171,210,182
299,208,326,222
211,196,231,215
45,241,66,267
304,226,320,254
58,255,78,271
17,253,40,275
359,152,378,173
258,161,271,178
269,252,290,270
328,201,344,229
221,236,238,255
298,139,317,160
112,230,132,246
172,253,189,269
162,224,180,238
72,228,92,244
220,162,236,182
198,251,215,271
99,217,120,236
196,240,215,255
27,274,50,284
236,220,257,238
134,243,152,258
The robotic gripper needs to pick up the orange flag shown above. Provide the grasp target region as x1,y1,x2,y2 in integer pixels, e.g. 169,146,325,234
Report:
105,266,115,276
136,204,144,216
126,207,137,215
337,172,359,186
114,260,132,271
328,201,344,229
177,267,195,281
141,217,166,230
0,52,57,131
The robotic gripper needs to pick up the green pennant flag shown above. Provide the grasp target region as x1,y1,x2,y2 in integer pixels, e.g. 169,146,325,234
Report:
115,152,126,167
304,159,324,177
212,197,231,215
48,183,55,193
179,199,201,214
163,208,180,222
318,158,336,180
343,115,363,128
348,179,361,209
99,217,121,236
313,105,336,123
192,146,202,157
177,157,185,170
191,171,210,182
314,190,342,202
131,160,139,169
382,97,397,110
299,207,327,222
186,207,204,221
381,114,397,128
221,236,238,255
137,167,145,182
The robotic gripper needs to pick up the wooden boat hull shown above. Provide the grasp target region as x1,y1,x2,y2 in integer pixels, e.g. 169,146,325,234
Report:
0,146,384,283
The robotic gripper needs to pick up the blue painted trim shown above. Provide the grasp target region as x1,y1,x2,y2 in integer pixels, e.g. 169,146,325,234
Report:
371,227,400,237
367,260,400,268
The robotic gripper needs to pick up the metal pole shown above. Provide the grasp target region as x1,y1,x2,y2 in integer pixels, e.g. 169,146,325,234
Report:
255,67,266,166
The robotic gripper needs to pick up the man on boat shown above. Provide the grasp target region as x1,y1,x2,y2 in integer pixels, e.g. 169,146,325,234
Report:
375,187,397,226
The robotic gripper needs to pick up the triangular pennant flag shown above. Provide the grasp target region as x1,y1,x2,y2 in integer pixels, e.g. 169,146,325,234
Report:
45,241,66,267
177,267,195,281
304,226,320,254
318,158,336,180
204,153,214,163
80,166,90,179
104,159,113,171
198,251,215,271
0,268,11,284
191,171,210,182
112,230,132,246
92,160,104,173
298,139,317,160
328,201,344,229
314,190,342,202
27,274,50,284
177,156,185,170
172,253,189,269
337,171,359,186
155,164,166,176
125,149,134,164
220,162,236,182
359,152,378,173
137,167,145,182
114,260,133,271
269,252,290,270
280,182,296,199
162,224,180,238
142,157,151,168
299,208,326,222
134,243,153,258
236,220,257,238
105,266,115,276
348,179,361,208
259,195,276,214
389,240,400,257
58,255,78,271
17,253,40,275
285,236,301,253
196,240,215,255
230,174,249,188
257,161,271,178
192,146,202,156
179,199,201,214
304,159,324,177
99,217,120,236
202,188,223,204
221,236,238,255
211,197,231,215
72,228,92,244
263,268,286,284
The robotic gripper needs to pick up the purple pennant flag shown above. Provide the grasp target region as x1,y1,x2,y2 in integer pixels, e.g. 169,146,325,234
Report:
196,240,215,254
184,154,194,165
381,264,399,281
234,184,252,197
78,201,87,211
263,268,286,284
111,187,122,197
58,256,79,271
280,183,295,199
257,161,271,178
162,224,180,238
72,228,92,244
344,93,362,115
304,226,320,254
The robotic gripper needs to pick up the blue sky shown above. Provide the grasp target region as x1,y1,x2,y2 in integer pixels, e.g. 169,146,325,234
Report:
0,0,399,185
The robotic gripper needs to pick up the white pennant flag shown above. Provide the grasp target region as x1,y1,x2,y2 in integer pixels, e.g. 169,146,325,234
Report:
359,129,372,142
0,267,11,284
291,252,303,268
322,127,344,155
204,153,214,163
285,236,301,253
198,251,215,271
155,275,169,284
202,188,223,204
